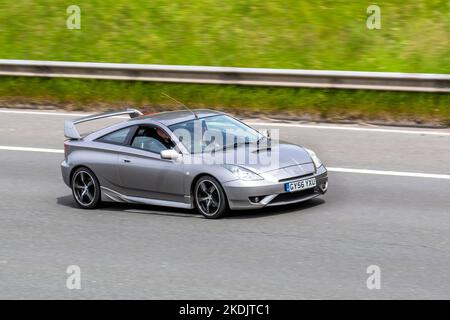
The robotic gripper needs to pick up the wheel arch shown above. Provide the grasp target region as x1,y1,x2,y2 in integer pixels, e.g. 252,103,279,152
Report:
190,173,229,207
69,164,95,185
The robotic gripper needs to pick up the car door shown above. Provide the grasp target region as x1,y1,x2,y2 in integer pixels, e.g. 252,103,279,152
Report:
89,125,136,191
117,124,186,203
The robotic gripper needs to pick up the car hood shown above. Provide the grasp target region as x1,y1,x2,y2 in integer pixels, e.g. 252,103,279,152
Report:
196,141,314,176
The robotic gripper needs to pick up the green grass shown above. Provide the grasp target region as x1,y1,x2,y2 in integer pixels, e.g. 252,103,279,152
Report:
0,1,448,124
1,77,449,125
0,0,448,72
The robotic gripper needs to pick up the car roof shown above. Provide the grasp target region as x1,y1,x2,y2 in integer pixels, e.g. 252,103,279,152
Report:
130,109,225,126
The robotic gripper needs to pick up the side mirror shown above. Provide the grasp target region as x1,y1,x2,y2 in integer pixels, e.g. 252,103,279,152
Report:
160,149,181,160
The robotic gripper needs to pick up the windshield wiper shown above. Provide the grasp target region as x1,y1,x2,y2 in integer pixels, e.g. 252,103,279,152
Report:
219,141,251,151
255,135,271,150
256,135,266,144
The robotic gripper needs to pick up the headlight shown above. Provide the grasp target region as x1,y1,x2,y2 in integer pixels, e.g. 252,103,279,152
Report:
223,164,263,181
304,148,322,168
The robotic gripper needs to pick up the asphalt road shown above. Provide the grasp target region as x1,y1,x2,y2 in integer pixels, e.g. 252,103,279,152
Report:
0,108,449,299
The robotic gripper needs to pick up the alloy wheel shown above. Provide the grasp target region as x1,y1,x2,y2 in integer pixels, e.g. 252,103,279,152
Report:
196,180,221,216
72,171,96,206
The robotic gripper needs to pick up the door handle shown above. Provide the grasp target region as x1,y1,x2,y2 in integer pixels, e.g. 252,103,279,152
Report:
123,159,131,163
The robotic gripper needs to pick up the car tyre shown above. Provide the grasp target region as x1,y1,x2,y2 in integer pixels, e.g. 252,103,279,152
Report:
194,176,227,219
71,167,101,209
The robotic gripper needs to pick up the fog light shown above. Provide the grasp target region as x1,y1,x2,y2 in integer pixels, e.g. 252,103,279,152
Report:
249,196,264,203
319,181,328,193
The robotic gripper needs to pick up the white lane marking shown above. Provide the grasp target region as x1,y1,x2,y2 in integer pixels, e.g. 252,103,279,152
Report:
0,109,129,119
1,144,449,180
247,122,450,136
327,167,450,180
1,109,449,136
0,145,63,153
0,109,87,117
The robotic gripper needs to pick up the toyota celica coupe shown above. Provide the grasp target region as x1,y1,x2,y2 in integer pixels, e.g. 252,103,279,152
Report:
61,109,328,218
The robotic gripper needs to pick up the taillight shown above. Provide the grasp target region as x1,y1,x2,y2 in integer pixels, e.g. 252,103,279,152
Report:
64,141,69,158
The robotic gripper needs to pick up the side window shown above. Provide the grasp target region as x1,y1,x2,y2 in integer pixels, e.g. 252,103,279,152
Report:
97,127,132,145
130,126,175,154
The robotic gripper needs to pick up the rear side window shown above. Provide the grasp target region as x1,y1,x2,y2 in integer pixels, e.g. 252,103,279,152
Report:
97,127,132,145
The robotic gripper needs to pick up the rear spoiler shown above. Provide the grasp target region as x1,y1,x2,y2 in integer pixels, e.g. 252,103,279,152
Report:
64,108,143,139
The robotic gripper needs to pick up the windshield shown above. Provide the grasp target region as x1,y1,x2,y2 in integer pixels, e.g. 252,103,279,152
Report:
168,115,264,154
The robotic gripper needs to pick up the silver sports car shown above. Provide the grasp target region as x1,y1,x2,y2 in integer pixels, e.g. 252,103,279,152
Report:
61,109,328,218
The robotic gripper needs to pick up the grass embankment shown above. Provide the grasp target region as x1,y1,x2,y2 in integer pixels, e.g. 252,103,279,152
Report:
0,1,448,124
1,78,448,125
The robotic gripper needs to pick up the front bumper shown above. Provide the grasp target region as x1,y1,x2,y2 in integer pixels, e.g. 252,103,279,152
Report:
223,165,328,210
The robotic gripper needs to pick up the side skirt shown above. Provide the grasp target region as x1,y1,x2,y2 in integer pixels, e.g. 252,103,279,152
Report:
100,186,193,209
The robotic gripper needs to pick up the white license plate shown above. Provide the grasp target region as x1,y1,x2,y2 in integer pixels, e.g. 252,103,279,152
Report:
285,178,316,192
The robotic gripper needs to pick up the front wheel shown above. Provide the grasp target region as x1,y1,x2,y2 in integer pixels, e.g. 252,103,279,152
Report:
194,176,227,219
71,167,101,209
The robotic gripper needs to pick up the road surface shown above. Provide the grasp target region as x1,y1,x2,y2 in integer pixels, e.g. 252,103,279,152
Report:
0,108,449,299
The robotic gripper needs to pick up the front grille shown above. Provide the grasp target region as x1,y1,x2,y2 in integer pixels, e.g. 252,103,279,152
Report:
270,188,317,204
278,173,314,183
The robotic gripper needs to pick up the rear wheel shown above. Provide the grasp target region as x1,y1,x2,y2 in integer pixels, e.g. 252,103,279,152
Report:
71,167,101,209
194,176,227,219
